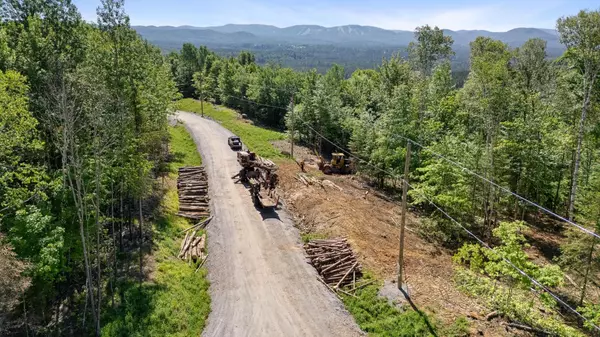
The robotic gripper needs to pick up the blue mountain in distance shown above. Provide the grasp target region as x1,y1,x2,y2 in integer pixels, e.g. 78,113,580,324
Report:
133,24,565,73
135,24,561,48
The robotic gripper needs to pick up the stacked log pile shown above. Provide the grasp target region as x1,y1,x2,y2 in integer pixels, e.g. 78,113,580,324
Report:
305,238,363,291
179,230,206,262
177,166,210,219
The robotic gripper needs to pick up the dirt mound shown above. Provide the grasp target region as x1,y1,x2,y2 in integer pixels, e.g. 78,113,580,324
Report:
277,160,515,335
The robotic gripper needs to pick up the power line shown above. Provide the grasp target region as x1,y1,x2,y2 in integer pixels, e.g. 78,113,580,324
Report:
232,90,600,240
404,179,600,332
393,134,600,240
296,100,600,330
220,93,599,331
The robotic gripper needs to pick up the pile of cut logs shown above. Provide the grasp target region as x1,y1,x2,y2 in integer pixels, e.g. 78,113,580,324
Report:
178,217,212,268
177,166,210,219
179,230,206,261
305,238,363,291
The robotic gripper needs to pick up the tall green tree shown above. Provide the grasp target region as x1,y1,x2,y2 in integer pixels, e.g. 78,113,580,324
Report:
557,9,600,220
407,25,454,77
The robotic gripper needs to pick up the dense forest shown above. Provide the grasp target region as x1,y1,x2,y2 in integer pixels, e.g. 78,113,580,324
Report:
168,9,600,335
2,0,600,335
0,0,177,335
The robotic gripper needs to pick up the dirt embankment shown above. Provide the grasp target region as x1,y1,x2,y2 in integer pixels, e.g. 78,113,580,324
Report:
275,147,516,335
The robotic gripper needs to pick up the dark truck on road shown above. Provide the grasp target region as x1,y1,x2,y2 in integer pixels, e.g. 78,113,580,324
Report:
228,136,242,150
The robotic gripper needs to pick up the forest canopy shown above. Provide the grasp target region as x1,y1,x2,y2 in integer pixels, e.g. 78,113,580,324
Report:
1,0,177,335
167,10,600,334
2,0,600,335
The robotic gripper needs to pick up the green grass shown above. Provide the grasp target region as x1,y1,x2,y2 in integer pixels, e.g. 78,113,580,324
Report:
101,124,210,337
300,232,329,244
341,280,469,337
342,280,437,337
169,124,202,169
176,98,286,158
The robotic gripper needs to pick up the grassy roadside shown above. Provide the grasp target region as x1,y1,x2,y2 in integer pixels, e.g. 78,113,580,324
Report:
176,100,469,336
176,98,285,158
101,124,210,337
341,282,469,337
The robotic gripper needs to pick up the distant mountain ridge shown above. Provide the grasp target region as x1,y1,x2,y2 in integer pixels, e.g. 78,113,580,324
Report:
134,24,562,49
133,24,564,73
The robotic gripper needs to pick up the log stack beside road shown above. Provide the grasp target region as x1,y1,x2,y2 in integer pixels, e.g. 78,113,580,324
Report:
305,238,362,289
177,166,210,219
179,230,206,262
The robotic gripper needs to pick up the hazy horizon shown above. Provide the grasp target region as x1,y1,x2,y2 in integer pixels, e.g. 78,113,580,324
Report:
72,0,597,31
133,23,557,33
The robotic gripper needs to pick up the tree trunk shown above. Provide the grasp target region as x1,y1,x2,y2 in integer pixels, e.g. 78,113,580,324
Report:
111,182,116,308
138,197,143,283
553,152,566,212
94,150,101,337
119,185,123,252
68,170,97,331
568,74,595,220
579,229,598,306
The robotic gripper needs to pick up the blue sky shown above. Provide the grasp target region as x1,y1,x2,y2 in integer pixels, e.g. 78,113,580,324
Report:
72,0,598,31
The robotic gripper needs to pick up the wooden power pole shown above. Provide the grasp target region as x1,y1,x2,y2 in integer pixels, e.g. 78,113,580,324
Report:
290,93,295,158
398,141,411,289
201,95,204,117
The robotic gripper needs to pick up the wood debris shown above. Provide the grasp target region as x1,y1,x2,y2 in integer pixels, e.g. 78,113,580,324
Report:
305,238,362,290
177,166,210,219
178,230,206,262
322,179,342,191
296,173,342,191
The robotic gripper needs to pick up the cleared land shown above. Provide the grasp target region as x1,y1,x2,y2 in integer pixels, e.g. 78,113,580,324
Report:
176,111,362,337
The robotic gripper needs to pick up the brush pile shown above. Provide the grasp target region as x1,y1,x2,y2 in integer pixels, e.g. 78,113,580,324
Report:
305,238,362,289
177,166,210,219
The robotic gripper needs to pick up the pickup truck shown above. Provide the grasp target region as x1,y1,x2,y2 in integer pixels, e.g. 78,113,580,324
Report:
227,136,242,150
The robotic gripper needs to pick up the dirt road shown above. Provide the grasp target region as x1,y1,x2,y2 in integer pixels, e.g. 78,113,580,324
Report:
176,111,362,337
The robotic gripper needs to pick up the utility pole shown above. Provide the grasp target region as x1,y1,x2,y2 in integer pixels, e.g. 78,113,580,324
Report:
201,94,204,117
290,93,295,158
398,141,411,290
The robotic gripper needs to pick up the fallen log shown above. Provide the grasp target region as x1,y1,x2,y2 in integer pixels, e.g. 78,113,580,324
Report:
179,201,210,206
180,216,213,233
485,311,499,321
317,276,343,301
179,231,190,255
178,190,209,196
348,280,376,292
179,230,197,258
178,206,210,212
195,255,208,273
178,195,210,201
507,323,549,335
177,212,211,219
177,180,208,185
178,167,205,172
321,255,353,273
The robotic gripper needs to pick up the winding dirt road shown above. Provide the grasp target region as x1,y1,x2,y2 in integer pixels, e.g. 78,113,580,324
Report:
177,111,362,337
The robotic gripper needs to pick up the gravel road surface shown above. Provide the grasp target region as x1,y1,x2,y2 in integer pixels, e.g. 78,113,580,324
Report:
177,111,362,337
